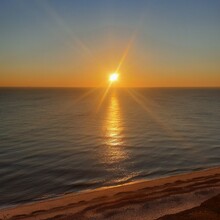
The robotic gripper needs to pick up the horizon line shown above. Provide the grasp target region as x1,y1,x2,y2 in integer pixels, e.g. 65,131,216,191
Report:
0,86,220,89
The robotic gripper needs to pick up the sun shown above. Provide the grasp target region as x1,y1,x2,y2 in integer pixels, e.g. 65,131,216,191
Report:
109,73,119,82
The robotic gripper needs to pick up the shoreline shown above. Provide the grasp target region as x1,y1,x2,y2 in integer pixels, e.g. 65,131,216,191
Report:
1,166,217,209
1,166,220,219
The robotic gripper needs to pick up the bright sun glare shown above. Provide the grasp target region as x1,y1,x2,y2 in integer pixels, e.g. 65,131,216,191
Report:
109,73,119,82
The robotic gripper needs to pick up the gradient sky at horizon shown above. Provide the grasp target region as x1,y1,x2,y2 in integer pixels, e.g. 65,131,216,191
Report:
0,0,220,87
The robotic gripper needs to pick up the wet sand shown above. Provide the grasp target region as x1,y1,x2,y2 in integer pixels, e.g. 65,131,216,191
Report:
158,193,220,220
1,167,220,220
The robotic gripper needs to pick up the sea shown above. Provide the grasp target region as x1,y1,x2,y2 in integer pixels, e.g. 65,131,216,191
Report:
0,88,219,207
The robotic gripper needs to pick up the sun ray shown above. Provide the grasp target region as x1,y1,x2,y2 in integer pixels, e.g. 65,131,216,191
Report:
37,1,105,70
115,32,136,74
73,87,99,104
126,88,193,149
114,13,145,75
96,83,112,113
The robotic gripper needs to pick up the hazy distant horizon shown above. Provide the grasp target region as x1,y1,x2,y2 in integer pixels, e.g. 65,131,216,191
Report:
0,86,220,89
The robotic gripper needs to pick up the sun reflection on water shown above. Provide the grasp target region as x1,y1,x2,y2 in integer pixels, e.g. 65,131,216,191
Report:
103,92,127,164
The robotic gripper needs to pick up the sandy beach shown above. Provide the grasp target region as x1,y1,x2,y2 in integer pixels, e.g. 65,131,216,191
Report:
0,167,220,220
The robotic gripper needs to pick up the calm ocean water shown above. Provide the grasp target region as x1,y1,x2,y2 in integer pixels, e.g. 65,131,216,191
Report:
0,88,219,207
